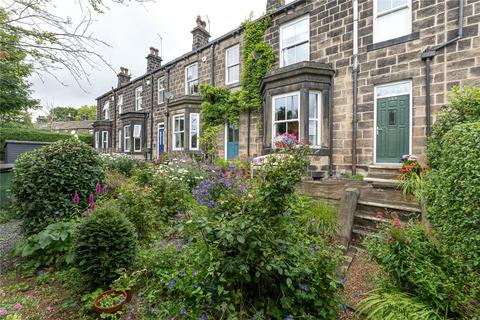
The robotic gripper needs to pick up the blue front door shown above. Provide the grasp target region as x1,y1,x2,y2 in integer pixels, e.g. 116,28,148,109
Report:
226,124,239,160
158,125,165,156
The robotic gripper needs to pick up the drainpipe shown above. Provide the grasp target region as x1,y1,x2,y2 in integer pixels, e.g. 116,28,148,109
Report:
329,78,334,177
164,68,171,152
247,109,251,157
421,0,464,137
111,87,116,153
150,74,154,160
210,43,216,85
351,0,359,175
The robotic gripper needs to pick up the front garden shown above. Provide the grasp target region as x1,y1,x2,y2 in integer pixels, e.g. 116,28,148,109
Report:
0,87,479,319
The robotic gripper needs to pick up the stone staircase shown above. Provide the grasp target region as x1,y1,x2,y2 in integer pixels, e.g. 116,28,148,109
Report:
350,185,421,247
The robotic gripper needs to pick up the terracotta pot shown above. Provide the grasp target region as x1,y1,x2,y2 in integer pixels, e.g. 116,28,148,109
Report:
125,289,134,303
93,289,127,315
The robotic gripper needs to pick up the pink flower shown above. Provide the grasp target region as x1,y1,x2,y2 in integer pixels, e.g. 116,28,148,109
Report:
47,305,54,312
73,192,80,206
90,203,96,211
103,185,108,193
85,210,91,217
96,182,101,195
89,193,95,205
0,309,8,315
376,211,384,218
393,219,401,227
12,303,22,310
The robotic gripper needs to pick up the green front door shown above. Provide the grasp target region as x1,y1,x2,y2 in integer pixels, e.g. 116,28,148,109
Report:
376,95,409,163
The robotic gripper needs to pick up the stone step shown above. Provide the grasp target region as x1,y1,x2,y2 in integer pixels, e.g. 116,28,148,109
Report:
357,199,421,213
364,177,401,189
366,172,400,180
351,226,377,247
354,211,390,229
368,164,402,175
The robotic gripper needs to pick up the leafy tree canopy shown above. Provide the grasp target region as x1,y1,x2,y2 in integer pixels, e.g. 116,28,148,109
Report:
76,105,97,120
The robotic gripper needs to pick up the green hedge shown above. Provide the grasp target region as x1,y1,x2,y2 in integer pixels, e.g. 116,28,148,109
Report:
0,127,93,161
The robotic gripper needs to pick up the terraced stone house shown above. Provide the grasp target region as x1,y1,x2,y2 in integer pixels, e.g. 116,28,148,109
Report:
93,0,480,177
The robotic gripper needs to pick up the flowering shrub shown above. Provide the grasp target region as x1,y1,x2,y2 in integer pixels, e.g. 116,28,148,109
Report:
155,156,206,191
101,153,148,177
74,205,137,288
11,139,105,235
137,147,341,318
398,157,426,198
273,133,299,149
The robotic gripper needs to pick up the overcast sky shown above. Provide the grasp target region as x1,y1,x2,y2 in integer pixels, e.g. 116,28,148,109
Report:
30,0,266,118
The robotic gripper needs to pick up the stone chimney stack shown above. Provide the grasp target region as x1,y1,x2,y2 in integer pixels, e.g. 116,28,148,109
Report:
146,47,163,73
191,15,210,50
117,67,131,87
266,0,284,11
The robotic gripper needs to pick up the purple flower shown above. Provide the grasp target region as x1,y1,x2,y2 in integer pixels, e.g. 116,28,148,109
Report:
192,270,198,276
300,283,308,292
89,193,95,205
91,203,97,211
201,313,207,320
96,182,101,195
284,316,293,320
207,201,217,208
180,307,185,315
0,309,7,316
119,297,125,303
73,192,80,205
194,282,198,289
169,280,175,289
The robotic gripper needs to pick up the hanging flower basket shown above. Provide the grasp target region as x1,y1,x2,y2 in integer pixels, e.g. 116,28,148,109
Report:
93,289,127,315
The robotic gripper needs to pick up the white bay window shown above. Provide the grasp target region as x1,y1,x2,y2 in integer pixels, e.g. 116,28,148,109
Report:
189,113,200,150
124,125,131,152
280,15,309,67
308,92,322,146
173,114,185,150
374,0,412,43
273,93,300,142
101,131,108,149
133,125,142,152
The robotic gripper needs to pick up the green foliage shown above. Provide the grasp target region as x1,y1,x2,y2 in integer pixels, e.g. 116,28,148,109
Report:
198,125,221,162
399,160,425,199
102,154,147,177
356,289,444,320
138,147,341,319
11,139,104,235
239,15,276,112
0,10,39,116
364,222,478,318
199,84,240,128
13,222,75,268
297,197,338,239
49,107,79,121
427,86,480,169
74,205,137,289
0,110,33,128
0,126,93,161
75,105,97,120
424,122,480,270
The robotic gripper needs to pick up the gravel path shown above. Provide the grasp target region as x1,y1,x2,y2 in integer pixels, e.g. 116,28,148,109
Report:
0,220,23,275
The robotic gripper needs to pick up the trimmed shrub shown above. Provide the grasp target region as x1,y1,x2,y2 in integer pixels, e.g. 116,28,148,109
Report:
102,153,148,177
425,122,480,268
74,206,137,288
11,139,105,235
0,126,93,161
427,86,480,169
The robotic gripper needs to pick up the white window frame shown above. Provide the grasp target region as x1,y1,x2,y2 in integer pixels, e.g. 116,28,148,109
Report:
271,92,301,147
172,114,185,151
95,131,100,149
124,125,131,152
118,129,122,151
308,91,322,147
189,113,200,151
373,0,412,43
101,131,108,149
103,101,110,120
133,124,142,152
225,44,240,85
158,77,166,104
135,86,143,111
373,80,413,164
117,94,123,114
279,15,310,67
185,63,199,95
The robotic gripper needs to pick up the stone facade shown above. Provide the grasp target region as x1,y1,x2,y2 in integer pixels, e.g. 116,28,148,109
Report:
94,0,480,175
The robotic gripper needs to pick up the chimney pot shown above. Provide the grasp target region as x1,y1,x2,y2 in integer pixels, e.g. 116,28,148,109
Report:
117,67,131,87
191,15,210,50
146,47,162,72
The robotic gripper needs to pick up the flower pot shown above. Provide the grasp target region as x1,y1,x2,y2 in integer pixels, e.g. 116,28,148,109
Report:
93,289,127,315
125,289,134,303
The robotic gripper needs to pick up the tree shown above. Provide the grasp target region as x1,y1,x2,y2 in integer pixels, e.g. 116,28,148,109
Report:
50,107,79,121
0,11,39,116
0,0,154,87
76,105,96,120
0,110,33,127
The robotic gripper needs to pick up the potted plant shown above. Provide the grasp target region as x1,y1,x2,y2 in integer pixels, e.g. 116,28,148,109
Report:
112,269,143,303
93,289,127,315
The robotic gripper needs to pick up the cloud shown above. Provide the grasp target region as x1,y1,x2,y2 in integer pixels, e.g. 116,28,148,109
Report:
30,0,265,118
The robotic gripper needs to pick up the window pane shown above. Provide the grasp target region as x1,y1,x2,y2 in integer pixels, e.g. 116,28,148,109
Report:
392,0,408,9
282,24,296,47
275,123,287,136
295,18,309,43
275,97,286,121
133,125,141,138
284,47,296,66
287,121,299,139
179,118,184,131
134,138,141,151
309,93,318,119
286,95,298,120
295,42,309,63
377,0,391,13
376,82,411,97
375,7,410,42
309,120,318,145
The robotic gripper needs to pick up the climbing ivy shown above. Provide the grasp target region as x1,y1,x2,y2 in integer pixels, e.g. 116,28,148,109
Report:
239,15,276,112
199,84,240,130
